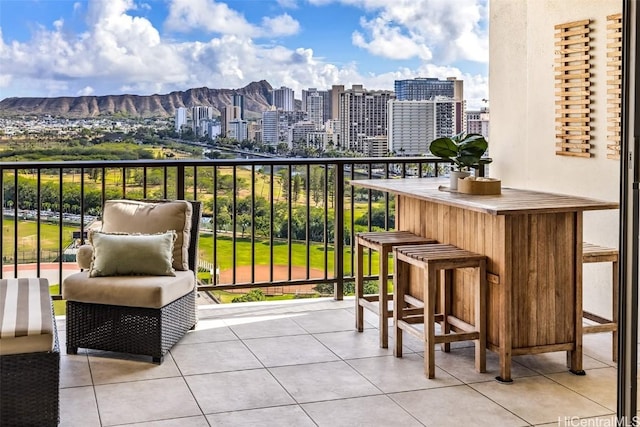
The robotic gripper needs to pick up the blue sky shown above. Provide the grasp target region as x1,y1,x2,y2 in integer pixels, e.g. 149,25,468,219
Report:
0,0,489,108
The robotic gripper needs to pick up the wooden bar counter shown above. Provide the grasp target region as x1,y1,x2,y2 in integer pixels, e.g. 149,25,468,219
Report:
350,178,618,382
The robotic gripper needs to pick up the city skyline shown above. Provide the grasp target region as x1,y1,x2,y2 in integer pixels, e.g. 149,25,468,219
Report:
0,0,489,109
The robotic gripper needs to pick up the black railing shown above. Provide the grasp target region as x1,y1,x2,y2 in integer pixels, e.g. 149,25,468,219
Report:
0,157,453,301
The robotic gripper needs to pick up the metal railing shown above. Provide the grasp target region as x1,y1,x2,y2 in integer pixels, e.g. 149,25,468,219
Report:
0,157,453,301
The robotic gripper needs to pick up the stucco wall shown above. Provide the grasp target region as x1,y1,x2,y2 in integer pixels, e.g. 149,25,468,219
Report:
489,0,622,318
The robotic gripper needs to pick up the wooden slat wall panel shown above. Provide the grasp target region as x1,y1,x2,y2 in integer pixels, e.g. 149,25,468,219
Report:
554,19,592,158
606,13,622,160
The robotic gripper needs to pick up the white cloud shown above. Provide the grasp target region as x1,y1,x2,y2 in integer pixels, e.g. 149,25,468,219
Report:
165,0,256,36
0,0,488,110
352,16,432,60
77,86,95,96
164,0,300,38
309,0,488,64
261,14,300,37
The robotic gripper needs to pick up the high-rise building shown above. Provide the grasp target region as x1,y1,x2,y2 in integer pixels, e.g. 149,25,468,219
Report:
231,93,245,119
302,89,325,129
330,85,345,120
394,77,463,101
466,108,490,138
261,108,308,145
227,119,248,142
272,86,295,111
191,106,213,136
394,77,465,135
338,85,394,154
261,110,280,145
290,121,318,145
388,98,462,156
174,107,187,133
302,88,330,127
221,105,242,138
247,121,261,143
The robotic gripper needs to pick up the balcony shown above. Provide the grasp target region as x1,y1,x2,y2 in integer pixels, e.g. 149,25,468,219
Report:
0,158,622,425
56,298,619,426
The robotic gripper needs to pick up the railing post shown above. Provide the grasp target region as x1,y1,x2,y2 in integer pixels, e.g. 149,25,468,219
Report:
177,164,185,200
334,163,344,300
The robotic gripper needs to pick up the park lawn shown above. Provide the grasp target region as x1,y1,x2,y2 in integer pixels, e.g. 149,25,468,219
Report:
2,219,76,253
197,234,383,277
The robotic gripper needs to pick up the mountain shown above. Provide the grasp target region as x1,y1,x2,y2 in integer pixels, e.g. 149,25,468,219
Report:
0,81,274,119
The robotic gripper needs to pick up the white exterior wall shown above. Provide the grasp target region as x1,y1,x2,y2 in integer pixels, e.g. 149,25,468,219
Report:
388,100,436,156
489,0,622,318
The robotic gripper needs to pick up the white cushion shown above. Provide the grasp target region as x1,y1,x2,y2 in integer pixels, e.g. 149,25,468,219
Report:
0,278,55,356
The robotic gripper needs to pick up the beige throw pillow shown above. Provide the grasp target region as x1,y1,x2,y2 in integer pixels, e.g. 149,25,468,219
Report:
101,200,192,271
89,231,177,277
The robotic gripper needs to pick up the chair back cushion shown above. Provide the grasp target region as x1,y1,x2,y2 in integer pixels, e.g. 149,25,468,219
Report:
101,200,192,271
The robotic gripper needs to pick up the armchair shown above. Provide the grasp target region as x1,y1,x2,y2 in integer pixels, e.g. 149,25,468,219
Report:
62,199,201,363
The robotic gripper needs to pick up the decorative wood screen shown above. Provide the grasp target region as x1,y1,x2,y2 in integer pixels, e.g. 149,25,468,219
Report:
554,19,592,158
606,13,622,160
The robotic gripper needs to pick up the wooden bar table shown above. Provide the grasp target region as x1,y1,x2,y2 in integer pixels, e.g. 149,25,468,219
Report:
350,178,618,382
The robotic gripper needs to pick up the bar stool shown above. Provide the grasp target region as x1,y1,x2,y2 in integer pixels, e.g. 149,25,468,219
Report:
393,243,487,379
582,242,618,362
355,231,436,348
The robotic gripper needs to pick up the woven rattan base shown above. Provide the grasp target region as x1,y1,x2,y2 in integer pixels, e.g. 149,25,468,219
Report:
66,290,196,363
0,321,60,426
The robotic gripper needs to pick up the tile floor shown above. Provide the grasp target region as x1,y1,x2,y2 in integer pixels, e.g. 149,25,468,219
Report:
56,296,623,426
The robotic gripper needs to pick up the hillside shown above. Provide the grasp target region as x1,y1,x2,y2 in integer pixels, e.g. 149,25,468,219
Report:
0,81,274,119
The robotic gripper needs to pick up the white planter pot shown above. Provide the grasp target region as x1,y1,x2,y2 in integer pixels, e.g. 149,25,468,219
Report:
449,170,470,190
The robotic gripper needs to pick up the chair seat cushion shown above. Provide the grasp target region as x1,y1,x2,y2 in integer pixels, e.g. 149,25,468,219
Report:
62,270,195,309
0,278,55,356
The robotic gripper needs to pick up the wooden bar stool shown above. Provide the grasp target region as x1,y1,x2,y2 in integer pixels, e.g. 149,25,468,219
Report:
393,243,487,379
582,242,618,362
355,231,436,348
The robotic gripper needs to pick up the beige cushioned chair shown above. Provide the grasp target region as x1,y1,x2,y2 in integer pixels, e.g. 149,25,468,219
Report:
63,199,201,363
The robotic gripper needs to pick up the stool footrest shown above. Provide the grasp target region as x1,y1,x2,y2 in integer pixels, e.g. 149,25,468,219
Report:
403,294,424,308
583,323,617,334
446,315,475,332
583,311,615,326
359,298,393,316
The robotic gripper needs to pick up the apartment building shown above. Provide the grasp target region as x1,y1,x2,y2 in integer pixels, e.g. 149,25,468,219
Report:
394,77,465,134
338,85,394,153
301,88,329,128
466,108,490,138
191,106,214,136
174,107,187,133
272,86,295,111
388,98,461,155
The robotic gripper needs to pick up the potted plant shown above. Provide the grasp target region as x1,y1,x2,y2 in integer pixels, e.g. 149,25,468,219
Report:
429,132,492,190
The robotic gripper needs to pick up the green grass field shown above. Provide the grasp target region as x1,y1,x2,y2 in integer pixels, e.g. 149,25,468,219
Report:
197,234,383,276
2,219,76,262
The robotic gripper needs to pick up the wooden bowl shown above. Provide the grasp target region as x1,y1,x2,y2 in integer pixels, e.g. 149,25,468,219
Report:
457,178,501,195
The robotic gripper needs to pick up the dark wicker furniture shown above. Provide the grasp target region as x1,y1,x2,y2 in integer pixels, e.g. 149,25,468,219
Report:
65,200,201,364
0,303,60,427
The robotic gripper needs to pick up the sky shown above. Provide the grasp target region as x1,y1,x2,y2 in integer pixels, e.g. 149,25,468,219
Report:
0,0,489,109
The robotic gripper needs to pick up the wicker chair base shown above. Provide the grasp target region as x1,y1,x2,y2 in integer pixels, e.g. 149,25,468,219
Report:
0,327,60,426
66,290,196,363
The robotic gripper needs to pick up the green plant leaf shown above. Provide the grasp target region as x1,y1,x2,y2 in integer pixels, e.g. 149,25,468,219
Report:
429,138,458,158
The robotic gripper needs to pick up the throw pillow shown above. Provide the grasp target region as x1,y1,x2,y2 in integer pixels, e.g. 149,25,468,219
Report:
89,231,177,277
